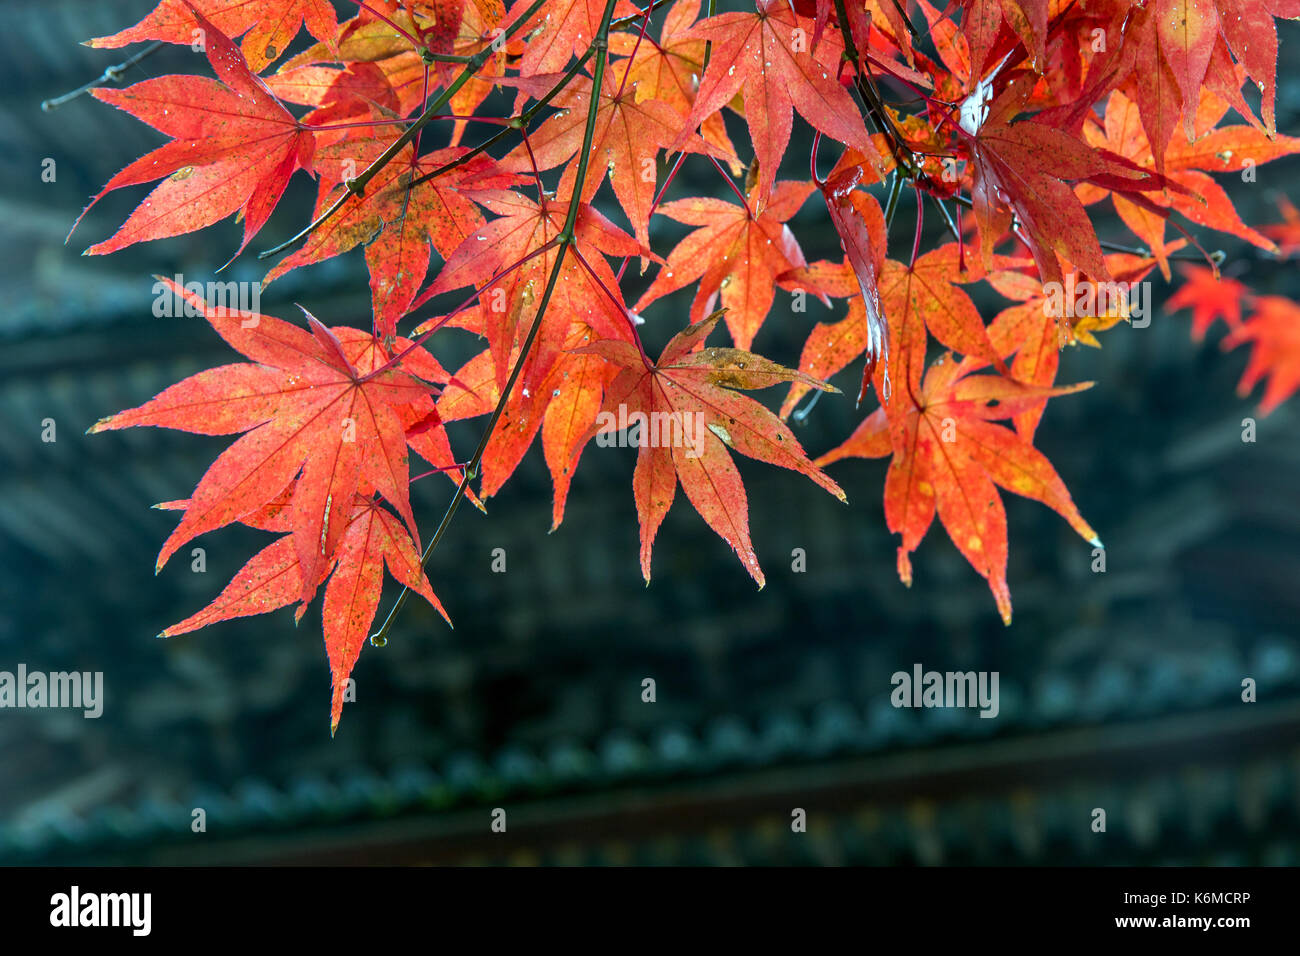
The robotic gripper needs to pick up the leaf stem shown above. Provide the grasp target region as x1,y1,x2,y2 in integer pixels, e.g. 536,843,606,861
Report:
709,155,752,217
883,169,905,227
571,245,653,367
344,0,425,51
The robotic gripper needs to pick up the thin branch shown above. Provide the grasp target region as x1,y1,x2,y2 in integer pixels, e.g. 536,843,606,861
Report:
299,118,415,130
42,42,164,112
926,191,961,244
883,169,906,228
613,1,656,101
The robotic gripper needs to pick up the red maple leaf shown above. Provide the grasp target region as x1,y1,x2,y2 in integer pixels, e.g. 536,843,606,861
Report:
88,280,445,607
1222,295,1300,415
633,180,819,350
818,353,1099,624
1261,195,1300,258
578,311,846,586
159,490,448,732
73,7,316,259
1165,263,1247,341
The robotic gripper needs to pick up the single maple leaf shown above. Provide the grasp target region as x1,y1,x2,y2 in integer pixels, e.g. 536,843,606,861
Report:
1221,295,1300,415
817,354,1099,624
74,7,315,259
1165,263,1247,341
669,0,885,202
577,312,846,587
633,180,818,350
1261,195,1300,258
88,279,436,607
88,0,339,74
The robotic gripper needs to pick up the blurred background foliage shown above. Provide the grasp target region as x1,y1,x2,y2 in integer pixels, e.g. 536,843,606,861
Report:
1,0,1299,864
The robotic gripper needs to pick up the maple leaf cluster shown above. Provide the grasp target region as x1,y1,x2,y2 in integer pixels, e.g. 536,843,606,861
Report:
68,0,1300,728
